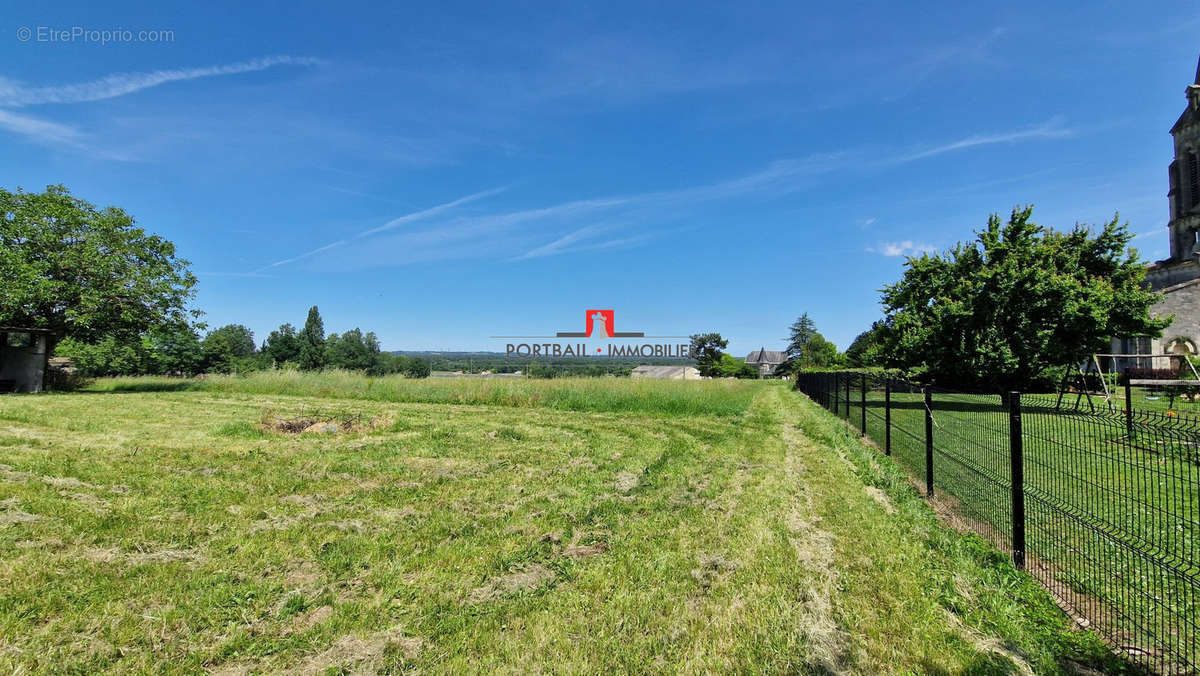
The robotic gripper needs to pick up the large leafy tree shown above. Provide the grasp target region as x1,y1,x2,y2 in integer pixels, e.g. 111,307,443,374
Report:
688,332,728,377
878,207,1168,391
0,185,197,351
204,324,256,359
844,321,884,368
263,323,302,365
298,306,327,370
325,328,381,371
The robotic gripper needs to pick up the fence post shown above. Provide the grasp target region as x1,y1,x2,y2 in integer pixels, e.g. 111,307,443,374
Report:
884,380,892,456
832,374,839,415
924,386,934,498
1008,391,1026,569
1123,368,1133,439
860,374,867,433
845,375,852,420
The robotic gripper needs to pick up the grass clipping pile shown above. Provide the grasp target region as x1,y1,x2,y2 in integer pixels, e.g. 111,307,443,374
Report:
260,410,387,435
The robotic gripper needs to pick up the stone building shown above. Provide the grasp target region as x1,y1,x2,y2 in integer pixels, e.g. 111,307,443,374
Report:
1113,54,1200,368
744,348,787,378
0,327,52,393
631,365,701,380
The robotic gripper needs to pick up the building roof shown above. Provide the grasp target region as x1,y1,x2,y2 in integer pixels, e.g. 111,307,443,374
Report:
1170,53,1200,134
631,365,698,377
745,348,787,365
0,326,56,334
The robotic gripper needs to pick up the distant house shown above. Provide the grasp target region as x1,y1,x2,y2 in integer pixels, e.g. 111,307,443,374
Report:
0,327,54,393
744,347,787,378
631,365,701,380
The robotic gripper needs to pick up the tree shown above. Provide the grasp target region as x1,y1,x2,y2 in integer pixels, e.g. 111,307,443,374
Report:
298,306,327,370
264,323,302,366
55,335,154,376
202,332,235,374
805,334,841,368
326,328,380,371
688,332,729,377
403,357,431,379
0,185,197,352
878,207,1169,391
717,353,759,378
844,322,884,368
205,324,256,359
149,321,205,376
784,313,819,367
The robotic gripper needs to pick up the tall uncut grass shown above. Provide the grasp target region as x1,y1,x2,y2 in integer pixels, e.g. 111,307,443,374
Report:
85,369,763,417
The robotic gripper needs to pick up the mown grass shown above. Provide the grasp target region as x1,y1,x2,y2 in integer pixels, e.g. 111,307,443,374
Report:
831,384,1198,670
0,379,1122,672
83,370,758,417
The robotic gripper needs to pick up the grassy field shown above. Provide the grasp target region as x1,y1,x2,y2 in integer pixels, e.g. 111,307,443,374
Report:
0,377,1122,673
823,382,1199,670
84,370,759,417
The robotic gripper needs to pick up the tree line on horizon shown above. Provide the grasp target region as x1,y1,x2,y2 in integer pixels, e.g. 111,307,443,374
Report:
1,186,1168,392
57,305,432,378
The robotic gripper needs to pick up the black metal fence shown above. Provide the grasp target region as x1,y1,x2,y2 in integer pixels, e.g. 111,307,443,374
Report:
795,372,1200,674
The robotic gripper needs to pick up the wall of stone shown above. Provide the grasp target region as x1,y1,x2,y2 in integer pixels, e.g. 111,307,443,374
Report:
1152,280,1200,354
0,334,47,393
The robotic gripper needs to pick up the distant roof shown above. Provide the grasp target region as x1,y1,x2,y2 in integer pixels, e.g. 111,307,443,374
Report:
1171,53,1200,134
0,326,56,334
631,365,698,377
745,348,787,365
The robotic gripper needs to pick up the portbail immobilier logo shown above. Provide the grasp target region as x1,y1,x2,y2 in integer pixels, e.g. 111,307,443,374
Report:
493,310,692,358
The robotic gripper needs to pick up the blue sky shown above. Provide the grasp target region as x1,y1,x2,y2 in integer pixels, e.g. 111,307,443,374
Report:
3,2,1198,354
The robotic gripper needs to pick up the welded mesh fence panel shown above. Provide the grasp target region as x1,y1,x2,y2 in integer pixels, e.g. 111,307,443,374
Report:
927,387,1013,550
1020,399,1200,673
792,372,1200,673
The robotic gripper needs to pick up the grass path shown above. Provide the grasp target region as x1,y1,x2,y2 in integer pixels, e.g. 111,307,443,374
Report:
0,382,1121,672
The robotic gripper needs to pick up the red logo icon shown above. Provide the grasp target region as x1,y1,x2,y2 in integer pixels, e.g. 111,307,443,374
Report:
585,310,615,337
556,310,643,338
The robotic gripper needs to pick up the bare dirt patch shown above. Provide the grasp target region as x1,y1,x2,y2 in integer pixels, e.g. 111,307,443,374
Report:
0,498,42,527
283,560,323,588
61,491,109,511
42,475,92,489
295,626,423,674
0,464,34,481
864,486,895,514
286,604,333,635
563,531,609,559
691,553,738,590
253,494,331,532
260,410,385,435
567,456,597,471
468,564,556,603
83,547,204,566
614,471,639,493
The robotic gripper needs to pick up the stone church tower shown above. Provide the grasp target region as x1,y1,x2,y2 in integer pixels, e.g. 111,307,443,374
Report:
1129,53,1200,362
1149,54,1200,287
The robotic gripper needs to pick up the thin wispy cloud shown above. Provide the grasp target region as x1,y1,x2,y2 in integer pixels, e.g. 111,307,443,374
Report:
282,128,1074,272
0,56,321,108
355,187,509,238
515,228,657,260
262,187,509,270
266,240,348,268
868,240,937,257
897,118,1075,163
0,109,85,148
